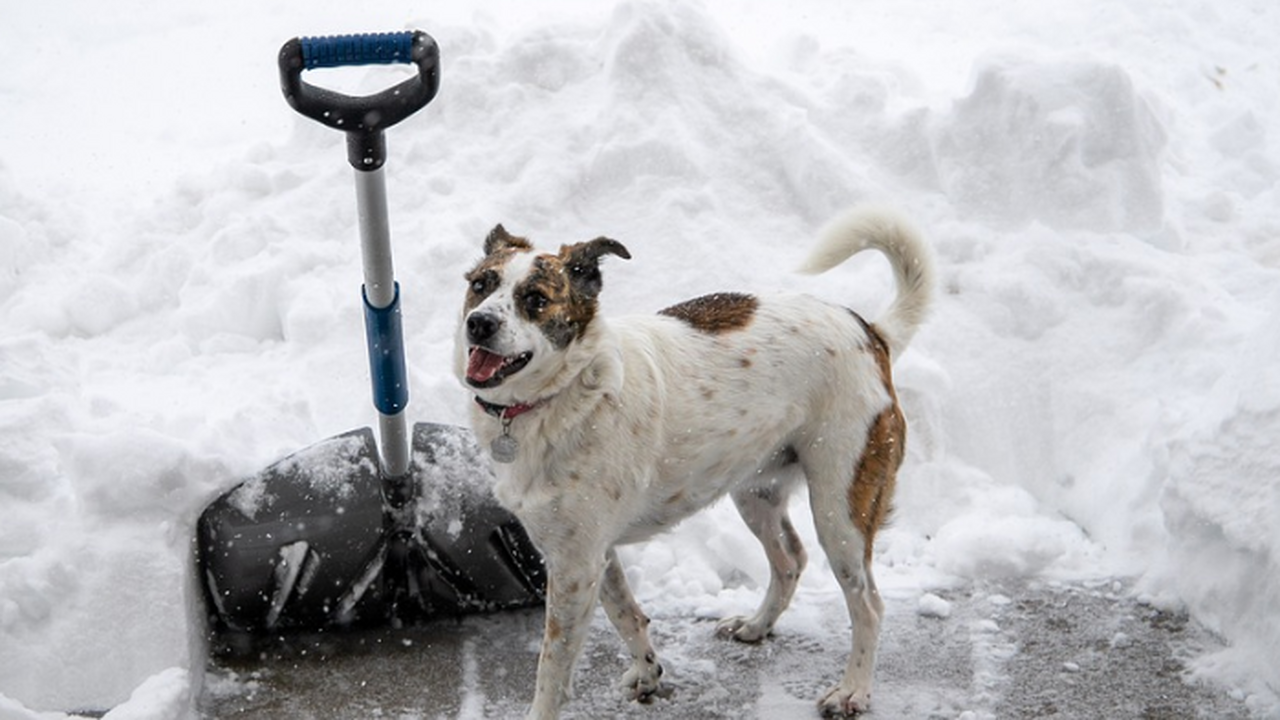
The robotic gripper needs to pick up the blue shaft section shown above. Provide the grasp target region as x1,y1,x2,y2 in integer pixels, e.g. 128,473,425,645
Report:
363,283,409,416
300,32,415,70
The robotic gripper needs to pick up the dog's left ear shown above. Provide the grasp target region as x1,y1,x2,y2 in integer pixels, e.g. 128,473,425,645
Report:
562,237,631,299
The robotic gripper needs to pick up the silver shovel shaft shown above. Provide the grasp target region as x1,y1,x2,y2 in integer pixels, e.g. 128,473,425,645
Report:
357,168,397,307
355,167,410,479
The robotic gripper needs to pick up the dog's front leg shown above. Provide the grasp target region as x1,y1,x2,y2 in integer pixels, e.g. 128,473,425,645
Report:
600,548,664,702
528,554,606,720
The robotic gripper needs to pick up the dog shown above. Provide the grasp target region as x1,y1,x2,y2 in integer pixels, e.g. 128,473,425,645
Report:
454,206,934,718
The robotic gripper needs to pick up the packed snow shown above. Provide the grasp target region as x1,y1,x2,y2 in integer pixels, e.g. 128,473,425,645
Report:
2,0,1277,717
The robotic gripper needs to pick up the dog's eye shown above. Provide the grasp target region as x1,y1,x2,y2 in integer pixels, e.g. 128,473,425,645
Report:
469,272,498,297
521,290,549,317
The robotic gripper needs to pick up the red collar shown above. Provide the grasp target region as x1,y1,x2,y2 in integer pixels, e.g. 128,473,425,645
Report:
474,396,541,420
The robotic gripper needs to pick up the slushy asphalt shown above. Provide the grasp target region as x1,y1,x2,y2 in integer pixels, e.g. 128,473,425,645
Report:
200,580,1254,719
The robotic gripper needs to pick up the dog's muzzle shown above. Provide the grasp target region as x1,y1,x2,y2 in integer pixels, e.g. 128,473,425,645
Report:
464,312,532,388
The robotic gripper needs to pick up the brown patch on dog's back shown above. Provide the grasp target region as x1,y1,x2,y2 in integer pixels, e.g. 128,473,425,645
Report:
660,293,759,334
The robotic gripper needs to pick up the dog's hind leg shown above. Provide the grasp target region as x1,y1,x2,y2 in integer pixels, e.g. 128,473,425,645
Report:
814,540,883,719
600,548,665,702
806,406,904,718
716,480,807,643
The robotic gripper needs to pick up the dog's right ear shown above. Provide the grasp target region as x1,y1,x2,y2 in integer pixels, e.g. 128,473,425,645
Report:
484,224,533,256
561,237,631,300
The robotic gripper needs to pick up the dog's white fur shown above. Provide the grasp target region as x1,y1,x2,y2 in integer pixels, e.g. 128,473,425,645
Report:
455,207,934,719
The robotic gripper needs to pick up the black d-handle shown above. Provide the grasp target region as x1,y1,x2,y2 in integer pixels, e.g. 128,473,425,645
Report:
279,30,440,171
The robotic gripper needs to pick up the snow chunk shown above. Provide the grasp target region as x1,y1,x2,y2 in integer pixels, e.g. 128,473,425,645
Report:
101,668,190,720
917,592,953,619
64,274,140,337
934,511,1093,579
225,476,274,522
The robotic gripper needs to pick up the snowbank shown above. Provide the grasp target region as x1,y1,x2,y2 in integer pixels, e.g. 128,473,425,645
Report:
1,0,1277,716
1145,290,1280,713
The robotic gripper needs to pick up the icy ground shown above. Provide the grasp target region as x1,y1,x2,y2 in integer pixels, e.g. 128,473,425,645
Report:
2,0,1278,717
199,580,1255,719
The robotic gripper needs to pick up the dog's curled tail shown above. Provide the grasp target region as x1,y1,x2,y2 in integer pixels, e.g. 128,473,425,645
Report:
797,207,936,357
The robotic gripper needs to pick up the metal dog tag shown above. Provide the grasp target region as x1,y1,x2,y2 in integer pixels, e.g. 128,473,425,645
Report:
491,432,519,464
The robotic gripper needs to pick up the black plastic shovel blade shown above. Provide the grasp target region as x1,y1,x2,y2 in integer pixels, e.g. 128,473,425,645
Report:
196,422,544,651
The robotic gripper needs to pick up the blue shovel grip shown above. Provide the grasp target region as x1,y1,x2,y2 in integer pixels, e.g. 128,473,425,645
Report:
299,32,416,70
363,284,409,416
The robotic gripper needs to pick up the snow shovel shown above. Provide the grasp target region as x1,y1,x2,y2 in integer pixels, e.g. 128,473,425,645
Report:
196,30,544,652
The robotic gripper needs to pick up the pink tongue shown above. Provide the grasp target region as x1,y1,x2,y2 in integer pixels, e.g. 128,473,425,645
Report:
467,348,507,383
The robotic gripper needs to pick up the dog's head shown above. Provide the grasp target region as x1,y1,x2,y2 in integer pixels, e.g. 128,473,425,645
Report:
456,224,630,400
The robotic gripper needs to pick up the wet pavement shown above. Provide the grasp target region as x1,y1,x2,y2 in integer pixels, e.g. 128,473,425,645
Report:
199,580,1253,719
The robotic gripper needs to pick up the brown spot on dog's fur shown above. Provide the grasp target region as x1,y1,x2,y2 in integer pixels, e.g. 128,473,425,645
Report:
848,403,905,561
516,253,583,348
848,309,893,385
660,292,758,334
847,309,904,561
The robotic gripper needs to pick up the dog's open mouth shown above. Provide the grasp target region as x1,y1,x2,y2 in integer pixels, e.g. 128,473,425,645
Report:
466,347,532,388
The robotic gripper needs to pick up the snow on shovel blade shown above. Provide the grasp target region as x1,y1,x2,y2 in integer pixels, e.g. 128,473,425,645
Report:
197,428,386,638
397,422,546,613
196,423,544,653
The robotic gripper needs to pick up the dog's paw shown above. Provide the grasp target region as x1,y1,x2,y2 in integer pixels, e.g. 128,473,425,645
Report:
619,656,666,704
817,684,872,718
715,615,772,643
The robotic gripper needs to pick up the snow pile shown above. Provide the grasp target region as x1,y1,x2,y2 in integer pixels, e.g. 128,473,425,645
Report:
934,56,1168,234
1,0,1278,716
1149,294,1280,708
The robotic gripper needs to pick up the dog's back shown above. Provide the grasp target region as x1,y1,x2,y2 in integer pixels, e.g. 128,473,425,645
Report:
602,207,934,542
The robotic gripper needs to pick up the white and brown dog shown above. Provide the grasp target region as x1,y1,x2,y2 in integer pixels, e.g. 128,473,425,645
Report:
454,207,934,719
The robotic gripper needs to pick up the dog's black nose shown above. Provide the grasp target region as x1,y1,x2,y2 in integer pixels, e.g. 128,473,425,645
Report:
466,312,500,345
